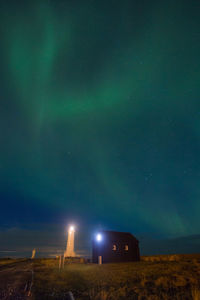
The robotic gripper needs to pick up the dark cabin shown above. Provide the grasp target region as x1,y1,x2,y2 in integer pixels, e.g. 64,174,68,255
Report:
92,231,140,263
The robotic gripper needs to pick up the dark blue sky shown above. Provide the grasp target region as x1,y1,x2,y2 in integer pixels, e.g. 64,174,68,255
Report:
0,0,200,244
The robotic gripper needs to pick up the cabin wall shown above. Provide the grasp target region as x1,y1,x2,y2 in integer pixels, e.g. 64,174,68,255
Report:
92,233,140,263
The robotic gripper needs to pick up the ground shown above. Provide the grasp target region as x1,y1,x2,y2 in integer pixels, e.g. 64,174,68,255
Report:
0,254,200,299
0,259,33,299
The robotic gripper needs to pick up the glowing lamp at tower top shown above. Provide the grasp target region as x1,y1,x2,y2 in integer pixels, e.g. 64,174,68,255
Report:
69,225,75,232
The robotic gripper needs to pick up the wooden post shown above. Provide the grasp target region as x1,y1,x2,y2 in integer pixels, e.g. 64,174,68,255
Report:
31,249,36,259
62,254,65,269
59,255,62,270
98,256,102,265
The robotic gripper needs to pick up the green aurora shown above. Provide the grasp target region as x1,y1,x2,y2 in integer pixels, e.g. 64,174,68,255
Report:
0,0,200,237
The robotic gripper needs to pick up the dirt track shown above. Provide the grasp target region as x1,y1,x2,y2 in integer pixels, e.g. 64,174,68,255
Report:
0,260,33,300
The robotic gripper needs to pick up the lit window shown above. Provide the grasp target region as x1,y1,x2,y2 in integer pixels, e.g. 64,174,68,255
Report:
125,245,128,251
112,244,117,251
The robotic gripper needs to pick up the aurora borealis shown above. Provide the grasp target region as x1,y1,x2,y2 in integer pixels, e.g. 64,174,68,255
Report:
0,0,200,241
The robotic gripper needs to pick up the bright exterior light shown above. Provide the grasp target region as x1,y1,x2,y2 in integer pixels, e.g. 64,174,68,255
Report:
69,225,75,232
96,233,102,242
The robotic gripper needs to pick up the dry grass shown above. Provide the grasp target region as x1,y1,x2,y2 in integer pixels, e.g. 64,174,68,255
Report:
141,254,200,262
0,258,19,266
32,254,200,300
191,286,200,300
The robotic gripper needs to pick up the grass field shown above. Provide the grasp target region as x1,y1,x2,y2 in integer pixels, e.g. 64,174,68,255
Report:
32,254,200,300
0,258,19,266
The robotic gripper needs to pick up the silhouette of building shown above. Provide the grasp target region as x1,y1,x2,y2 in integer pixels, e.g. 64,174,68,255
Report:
92,231,140,263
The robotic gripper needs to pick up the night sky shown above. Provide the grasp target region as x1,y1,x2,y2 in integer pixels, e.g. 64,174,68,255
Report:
0,0,200,247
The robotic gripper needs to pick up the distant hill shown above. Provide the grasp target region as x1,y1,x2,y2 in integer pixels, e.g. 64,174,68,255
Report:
140,234,200,255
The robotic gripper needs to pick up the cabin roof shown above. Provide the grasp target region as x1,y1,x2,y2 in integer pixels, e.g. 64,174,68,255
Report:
100,230,139,242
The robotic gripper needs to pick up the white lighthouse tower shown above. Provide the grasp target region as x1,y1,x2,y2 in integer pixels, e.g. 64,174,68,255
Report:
64,225,76,257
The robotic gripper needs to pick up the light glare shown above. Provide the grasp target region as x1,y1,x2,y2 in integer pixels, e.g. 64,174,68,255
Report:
96,233,102,242
69,225,75,232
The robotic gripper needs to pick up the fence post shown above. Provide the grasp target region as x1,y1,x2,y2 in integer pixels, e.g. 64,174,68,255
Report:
59,255,62,270
98,256,102,265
